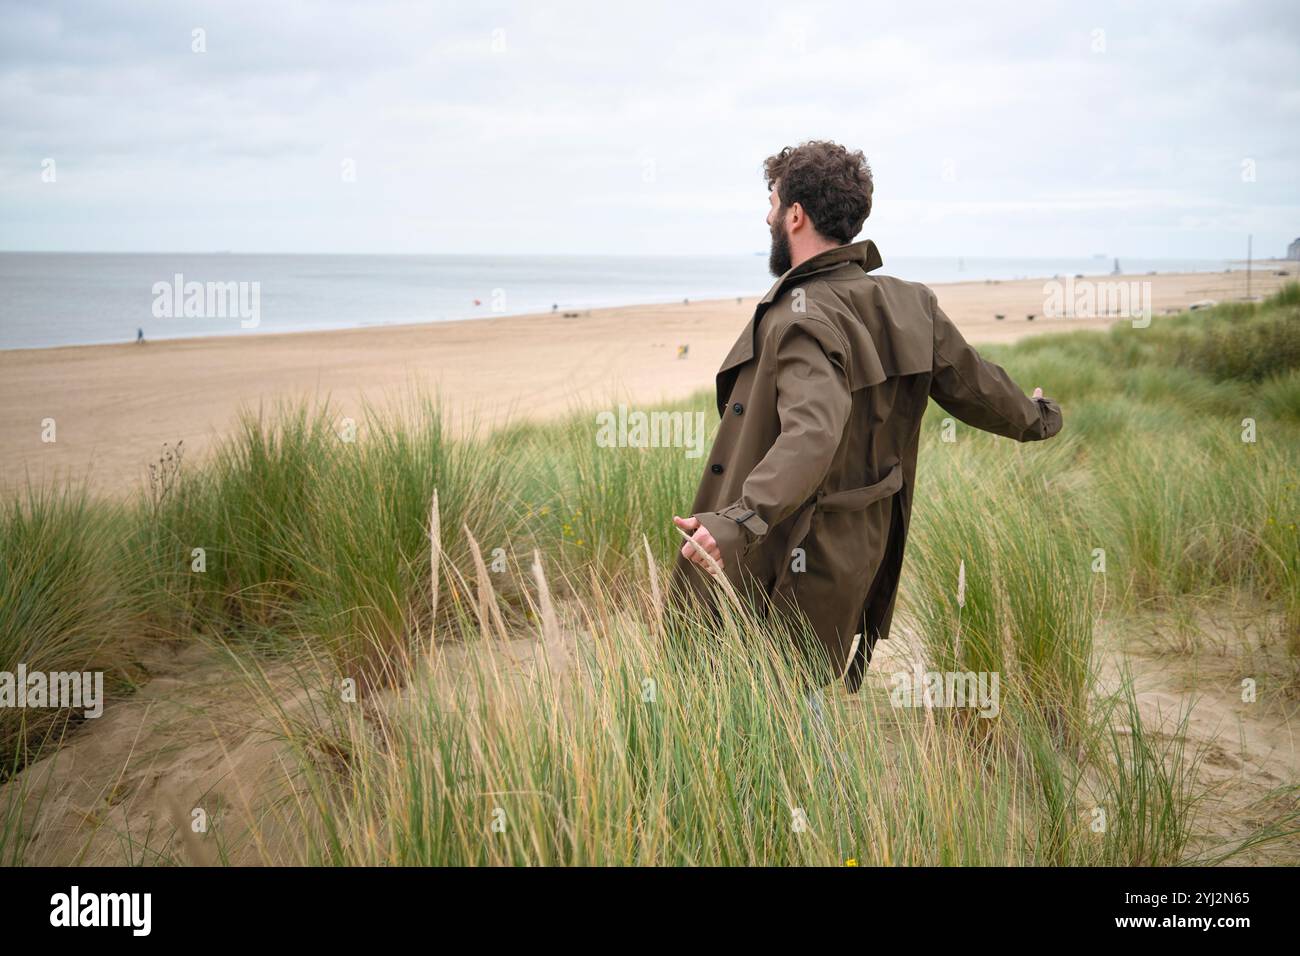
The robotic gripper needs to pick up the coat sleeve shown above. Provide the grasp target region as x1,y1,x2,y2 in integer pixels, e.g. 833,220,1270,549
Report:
695,317,852,568
929,293,1062,441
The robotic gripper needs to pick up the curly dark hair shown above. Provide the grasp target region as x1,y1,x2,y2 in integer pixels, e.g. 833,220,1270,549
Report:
763,141,873,244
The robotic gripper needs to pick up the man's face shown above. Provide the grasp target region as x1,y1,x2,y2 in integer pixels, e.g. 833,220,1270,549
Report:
767,186,792,277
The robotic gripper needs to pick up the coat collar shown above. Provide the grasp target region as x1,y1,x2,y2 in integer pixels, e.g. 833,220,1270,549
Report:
757,238,883,308
718,239,883,376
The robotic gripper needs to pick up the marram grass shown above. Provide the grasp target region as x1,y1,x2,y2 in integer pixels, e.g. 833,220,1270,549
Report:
222,565,1203,867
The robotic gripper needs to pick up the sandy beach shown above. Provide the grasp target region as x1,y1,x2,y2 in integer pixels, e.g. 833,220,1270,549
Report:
2,263,1295,497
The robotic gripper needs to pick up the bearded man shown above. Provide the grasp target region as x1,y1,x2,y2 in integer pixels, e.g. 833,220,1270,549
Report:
672,140,1062,691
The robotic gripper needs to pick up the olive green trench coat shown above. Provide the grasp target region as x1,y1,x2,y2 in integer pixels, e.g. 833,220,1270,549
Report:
672,239,1062,691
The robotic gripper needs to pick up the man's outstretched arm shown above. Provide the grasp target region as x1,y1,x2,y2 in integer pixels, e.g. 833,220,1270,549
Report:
929,293,1062,441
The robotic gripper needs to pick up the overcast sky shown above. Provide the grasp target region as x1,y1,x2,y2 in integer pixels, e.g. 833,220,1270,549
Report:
2,0,1297,258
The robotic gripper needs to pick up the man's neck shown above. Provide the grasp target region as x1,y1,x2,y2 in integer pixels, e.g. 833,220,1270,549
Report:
789,239,841,271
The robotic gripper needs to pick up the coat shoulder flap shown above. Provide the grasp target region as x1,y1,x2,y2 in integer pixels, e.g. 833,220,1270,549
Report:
764,283,887,392
858,275,936,379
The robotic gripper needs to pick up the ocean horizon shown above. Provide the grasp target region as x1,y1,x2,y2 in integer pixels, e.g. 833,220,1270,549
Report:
0,250,1236,351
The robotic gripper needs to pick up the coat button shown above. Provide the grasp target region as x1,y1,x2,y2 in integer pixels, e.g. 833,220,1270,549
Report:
732,402,744,415
710,463,724,475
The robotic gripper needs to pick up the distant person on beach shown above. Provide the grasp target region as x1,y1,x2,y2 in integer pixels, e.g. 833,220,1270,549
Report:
672,139,1061,697
136,327,145,344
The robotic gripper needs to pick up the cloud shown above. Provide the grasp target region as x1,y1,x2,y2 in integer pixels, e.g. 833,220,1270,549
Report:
1,0,1297,257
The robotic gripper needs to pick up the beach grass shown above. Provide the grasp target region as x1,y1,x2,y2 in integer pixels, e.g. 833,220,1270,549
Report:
257,593,1203,866
0,486,135,781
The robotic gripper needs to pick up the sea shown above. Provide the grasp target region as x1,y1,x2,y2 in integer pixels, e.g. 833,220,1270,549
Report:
0,251,1233,351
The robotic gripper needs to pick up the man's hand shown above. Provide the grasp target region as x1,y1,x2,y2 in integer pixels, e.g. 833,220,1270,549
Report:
673,514,723,571
1032,387,1044,399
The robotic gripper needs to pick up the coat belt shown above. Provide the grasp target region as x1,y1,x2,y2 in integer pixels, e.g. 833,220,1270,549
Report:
771,463,903,598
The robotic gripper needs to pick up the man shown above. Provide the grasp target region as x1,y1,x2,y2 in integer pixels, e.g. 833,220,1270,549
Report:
672,140,1062,692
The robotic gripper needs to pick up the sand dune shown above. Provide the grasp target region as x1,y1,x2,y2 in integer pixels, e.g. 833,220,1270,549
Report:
6,604,1295,865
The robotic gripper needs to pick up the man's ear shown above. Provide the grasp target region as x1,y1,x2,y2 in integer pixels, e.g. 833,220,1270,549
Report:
787,201,805,233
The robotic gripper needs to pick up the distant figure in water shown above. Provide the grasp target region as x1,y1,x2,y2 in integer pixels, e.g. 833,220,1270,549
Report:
552,303,558,313
136,328,145,344
1112,258,1122,276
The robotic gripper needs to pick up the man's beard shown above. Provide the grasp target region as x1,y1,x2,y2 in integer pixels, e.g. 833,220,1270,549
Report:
768,218,792,277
